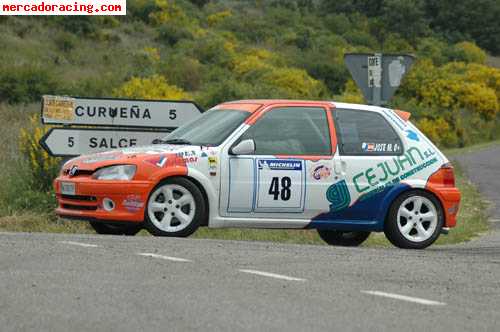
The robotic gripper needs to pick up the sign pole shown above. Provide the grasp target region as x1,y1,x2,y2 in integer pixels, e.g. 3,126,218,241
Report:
369,53,383,106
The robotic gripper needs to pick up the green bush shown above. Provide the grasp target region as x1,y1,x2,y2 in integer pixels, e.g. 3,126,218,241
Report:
0,65,59,104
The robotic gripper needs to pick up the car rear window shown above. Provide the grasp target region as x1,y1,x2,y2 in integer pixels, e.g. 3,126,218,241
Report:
333,109,403,156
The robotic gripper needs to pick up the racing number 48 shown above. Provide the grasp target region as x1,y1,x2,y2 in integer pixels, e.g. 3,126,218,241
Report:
269,177,291,201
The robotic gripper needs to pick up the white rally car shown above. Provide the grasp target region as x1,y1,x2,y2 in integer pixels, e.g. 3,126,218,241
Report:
54,100,461,249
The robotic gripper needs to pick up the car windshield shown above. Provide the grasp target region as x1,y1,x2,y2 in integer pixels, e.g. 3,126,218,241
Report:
161,109,250,146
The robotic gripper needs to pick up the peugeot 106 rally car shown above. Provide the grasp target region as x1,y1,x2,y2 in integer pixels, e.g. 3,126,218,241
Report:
54,100,461,249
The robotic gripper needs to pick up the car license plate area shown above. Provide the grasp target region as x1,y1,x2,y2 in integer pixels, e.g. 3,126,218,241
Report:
60,182,76,195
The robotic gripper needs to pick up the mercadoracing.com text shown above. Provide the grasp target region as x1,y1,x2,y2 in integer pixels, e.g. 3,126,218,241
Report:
0,0,126,15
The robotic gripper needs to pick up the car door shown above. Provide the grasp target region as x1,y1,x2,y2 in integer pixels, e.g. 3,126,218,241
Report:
220,105,336,220
332,108,405,220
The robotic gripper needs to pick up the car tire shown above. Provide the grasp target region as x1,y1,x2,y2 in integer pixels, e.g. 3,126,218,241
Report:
89,221,142,236
144,177,205,237
317,230,371,247
384,190,444,249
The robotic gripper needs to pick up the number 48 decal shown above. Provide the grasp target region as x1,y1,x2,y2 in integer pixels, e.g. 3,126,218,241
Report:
268,177,291,201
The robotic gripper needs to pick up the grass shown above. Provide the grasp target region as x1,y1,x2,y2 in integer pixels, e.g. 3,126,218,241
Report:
443,139,500,157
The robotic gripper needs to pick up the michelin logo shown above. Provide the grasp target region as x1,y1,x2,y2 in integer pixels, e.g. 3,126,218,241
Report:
258,159,302,171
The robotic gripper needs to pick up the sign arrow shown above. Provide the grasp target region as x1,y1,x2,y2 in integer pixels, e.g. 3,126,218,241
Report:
41,96,203,128
39,128,171,157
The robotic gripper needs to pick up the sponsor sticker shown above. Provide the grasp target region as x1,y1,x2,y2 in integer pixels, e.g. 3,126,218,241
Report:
311,165,331,180
122,195,144,212
144,155,168,167
405,129,420,142
43,95,75,121
257,159,302,171
208,156,217,176
361,142,400,153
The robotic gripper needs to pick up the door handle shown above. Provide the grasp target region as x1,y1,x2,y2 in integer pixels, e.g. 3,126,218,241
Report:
334,159,346,175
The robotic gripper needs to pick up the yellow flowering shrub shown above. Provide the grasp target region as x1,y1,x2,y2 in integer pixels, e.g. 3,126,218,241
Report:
262,67,327,99
416,117,458,147
113,75,191,100
403,60,500,119
143,47,160,62
452,41,486,64
149,0,188,26
233,48,283,73
207,10,232,27
19,115,61,191
337,80,364,104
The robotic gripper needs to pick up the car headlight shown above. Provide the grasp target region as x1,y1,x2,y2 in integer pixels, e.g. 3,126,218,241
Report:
92,165,136,180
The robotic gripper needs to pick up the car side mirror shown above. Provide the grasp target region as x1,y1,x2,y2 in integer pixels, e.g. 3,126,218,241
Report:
230,139,255,155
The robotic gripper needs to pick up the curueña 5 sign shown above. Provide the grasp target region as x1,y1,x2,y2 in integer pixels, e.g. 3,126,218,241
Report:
42,96,203,129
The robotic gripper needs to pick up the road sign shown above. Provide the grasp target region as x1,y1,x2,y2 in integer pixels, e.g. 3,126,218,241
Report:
40,128,170,157
344,53,415,106
41,96,203,128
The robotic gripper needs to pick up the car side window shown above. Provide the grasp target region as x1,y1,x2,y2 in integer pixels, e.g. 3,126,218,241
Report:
333,109,403,156
240,107,331,155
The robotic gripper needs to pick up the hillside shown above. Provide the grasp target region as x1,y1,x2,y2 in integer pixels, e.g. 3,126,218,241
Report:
1,0,499,148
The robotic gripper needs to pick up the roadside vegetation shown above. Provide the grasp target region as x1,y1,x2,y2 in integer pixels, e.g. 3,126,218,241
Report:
0,0,498,245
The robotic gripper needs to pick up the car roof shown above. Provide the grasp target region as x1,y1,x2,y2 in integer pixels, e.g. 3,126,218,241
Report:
215,99,390,113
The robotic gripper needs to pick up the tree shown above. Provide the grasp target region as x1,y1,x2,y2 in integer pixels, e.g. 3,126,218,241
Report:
425,0,500,55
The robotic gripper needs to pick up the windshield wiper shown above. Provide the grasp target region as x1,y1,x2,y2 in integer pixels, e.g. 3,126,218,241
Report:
154,138,193,145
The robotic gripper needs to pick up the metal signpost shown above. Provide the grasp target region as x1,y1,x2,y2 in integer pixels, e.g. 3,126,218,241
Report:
40,95,203,157
344,53,415,106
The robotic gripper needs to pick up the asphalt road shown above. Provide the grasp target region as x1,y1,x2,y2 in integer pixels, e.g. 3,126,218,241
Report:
1,231,500,332
0,145,499,332
453,144,500,228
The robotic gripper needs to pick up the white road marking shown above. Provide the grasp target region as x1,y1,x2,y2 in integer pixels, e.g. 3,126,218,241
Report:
60,241,99,248
138,253,191,262
362,290,446,306
239,269,306,281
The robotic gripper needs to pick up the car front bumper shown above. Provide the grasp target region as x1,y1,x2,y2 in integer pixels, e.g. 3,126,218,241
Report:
54,176,153,223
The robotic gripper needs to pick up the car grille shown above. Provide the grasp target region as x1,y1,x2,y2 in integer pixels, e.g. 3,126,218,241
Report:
61,195,97,202
62,169,94,177
62,204,98,211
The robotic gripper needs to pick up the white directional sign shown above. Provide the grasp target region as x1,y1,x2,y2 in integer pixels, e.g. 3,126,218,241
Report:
41,96,203,128
40,128,169,157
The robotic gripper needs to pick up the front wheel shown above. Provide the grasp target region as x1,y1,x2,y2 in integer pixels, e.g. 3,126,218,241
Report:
317,230,371,247
144,177,205,237
384,190,444,249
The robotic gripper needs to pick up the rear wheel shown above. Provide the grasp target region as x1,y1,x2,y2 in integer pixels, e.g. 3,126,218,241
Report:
89,221,142,236
144,177,205,237
317,230,371,247
384,190,443,249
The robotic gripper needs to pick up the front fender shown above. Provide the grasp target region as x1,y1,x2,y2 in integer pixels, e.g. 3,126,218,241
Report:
186,167,219,226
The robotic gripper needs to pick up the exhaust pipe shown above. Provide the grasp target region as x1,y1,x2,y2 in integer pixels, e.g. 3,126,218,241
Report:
441,227,450,235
